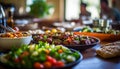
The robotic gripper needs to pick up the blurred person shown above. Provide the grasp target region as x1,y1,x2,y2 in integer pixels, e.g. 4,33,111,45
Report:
100,0,120,21
79,2,91,20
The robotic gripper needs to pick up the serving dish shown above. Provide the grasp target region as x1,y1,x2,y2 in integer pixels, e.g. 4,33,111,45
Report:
0,41,83,69
0,32,32,50
65,36,100,51
32,32,100,51
73,26,120,42
74,32,120,42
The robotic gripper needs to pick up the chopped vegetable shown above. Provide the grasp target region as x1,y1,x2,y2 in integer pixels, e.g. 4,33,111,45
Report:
0,41,81,69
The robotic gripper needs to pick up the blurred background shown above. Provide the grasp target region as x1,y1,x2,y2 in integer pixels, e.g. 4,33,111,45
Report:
0,0,120,31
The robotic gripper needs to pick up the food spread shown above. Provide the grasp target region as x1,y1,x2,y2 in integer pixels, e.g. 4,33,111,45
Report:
32,32,97,45
0,41,82,69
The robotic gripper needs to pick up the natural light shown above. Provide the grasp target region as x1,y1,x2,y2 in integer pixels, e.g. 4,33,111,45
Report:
26,0,33,12
65,0,80,20
65,0,100,20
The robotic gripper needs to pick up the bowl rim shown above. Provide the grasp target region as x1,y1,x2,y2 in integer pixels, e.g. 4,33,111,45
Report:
52,48,83,69
0,33,32,39
0,35,32,39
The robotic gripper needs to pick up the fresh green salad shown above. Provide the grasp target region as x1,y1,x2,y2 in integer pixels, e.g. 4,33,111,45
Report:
0,41,81,69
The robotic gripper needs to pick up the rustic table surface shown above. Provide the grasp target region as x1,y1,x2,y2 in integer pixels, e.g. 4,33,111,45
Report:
73,44,120,69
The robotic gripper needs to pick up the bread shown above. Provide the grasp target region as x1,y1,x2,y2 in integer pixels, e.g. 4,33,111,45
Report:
102,41,120,47
96,42,120,58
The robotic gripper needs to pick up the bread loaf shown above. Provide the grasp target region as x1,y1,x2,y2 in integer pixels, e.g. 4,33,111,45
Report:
96,43,120,58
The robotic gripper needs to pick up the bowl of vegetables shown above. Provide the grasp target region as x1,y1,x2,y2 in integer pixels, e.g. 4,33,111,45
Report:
32,32,100,51
0,41,83,69
0,32,32,50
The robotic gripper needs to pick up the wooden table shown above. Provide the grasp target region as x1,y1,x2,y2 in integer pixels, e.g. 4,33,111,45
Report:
0,44,120,69
72,44,120,69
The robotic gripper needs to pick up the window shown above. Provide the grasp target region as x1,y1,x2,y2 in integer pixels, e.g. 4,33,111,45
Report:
65,0,100,21
82,0,100,18
26,0,33,13
65,0,80,20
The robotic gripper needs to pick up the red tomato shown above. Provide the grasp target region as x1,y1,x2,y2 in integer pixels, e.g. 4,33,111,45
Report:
46,56,52,61
54,61,65,67
43,61,52,68
34,62,44,69
46,56,57,65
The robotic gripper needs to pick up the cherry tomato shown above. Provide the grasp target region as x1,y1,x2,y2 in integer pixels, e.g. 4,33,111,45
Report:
43,61,52,68
34,62,44,69
46,56,52,61
46,56,57,65
58,49,63,53
54,61,65,67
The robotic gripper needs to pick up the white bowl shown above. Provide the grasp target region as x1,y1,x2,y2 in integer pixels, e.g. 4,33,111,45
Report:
0,35,32,50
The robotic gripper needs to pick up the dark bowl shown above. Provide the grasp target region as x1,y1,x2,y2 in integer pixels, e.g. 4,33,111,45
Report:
51,49,83,69
32,33,100,51
0,49,83,69
64,36,100,51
